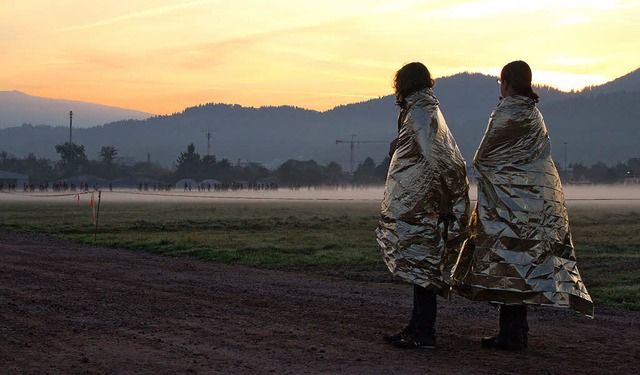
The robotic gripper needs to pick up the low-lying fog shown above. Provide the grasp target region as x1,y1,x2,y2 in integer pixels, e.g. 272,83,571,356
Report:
1,185,639,207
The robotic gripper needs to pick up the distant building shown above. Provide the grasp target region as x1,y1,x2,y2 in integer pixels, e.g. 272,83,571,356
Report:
0,170,29,189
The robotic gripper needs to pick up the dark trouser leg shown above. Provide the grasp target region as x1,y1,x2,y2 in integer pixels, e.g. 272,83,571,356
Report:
413,284,437,338
384,285,436,342
518,306,529,347
388,284,437,348
382,286,417,343
483,304,528,350
523,315,529,348
503,305,527,344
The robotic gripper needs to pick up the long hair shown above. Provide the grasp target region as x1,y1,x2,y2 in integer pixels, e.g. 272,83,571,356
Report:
394,62,435,104
500,60,540,103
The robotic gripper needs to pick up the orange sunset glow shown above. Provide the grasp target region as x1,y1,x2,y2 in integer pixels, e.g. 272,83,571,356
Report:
1,0,639,115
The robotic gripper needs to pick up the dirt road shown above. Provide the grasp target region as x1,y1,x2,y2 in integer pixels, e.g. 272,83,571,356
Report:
1,229,638,374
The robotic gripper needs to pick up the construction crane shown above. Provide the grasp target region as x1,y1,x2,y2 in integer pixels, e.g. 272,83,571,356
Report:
335,134,386,174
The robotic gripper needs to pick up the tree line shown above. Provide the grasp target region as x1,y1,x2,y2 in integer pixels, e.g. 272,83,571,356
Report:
571,160,640,184
0,142,392,187
1,141,637,187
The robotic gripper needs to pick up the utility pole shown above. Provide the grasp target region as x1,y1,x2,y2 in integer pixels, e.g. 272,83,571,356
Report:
69,111,73,143
563,141,568,176
204,129,213,156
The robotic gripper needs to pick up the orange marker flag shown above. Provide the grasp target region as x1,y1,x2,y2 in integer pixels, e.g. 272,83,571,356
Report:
90,192,96,224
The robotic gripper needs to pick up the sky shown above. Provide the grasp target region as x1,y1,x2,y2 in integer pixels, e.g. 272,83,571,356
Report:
1,0,639,115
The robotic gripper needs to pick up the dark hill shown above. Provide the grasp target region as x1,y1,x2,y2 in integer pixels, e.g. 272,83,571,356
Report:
580,68,640,95
0,70,637,169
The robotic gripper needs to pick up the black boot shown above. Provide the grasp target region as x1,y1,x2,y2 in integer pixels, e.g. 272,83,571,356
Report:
383,287,417,343
391,285,437,349
383,325,413,343
481,305,527,350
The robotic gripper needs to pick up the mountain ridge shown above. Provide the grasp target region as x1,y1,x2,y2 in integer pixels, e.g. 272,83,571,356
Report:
0,69,638,169
0,90,154,129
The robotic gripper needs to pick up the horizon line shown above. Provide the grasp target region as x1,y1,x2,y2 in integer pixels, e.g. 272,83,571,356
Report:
2,67,638,116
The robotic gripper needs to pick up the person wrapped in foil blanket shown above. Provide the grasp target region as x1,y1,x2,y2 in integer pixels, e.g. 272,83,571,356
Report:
451,63,593,323
376,87,470,296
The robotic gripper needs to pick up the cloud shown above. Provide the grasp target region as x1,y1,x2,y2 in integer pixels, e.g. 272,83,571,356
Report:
158,16,360,70
58,0,215,32
417,0,628,20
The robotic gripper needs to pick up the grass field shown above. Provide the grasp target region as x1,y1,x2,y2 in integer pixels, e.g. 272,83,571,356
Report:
1,189,638,310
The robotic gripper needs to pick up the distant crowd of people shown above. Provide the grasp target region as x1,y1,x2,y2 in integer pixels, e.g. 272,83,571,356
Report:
17,181,96,193
0,181,18,191
182,181,279,192
0,180,387,193
286,182,369,190
138,182,173,192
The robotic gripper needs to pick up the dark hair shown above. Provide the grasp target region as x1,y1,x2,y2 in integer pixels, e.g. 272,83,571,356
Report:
394,62,435,102
500,60,540,103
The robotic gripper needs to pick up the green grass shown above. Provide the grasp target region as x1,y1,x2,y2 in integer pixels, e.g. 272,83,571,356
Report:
1,198,638,310
0,199,388,278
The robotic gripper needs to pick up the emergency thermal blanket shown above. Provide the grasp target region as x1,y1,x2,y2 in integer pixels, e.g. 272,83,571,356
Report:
451,95,593,316
376,88,470,295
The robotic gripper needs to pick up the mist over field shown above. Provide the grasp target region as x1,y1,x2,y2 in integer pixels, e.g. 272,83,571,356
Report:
1,185,638,207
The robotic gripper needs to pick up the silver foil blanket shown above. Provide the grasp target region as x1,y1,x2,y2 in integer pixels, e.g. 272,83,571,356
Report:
451,95,593,316
376,88,470,296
